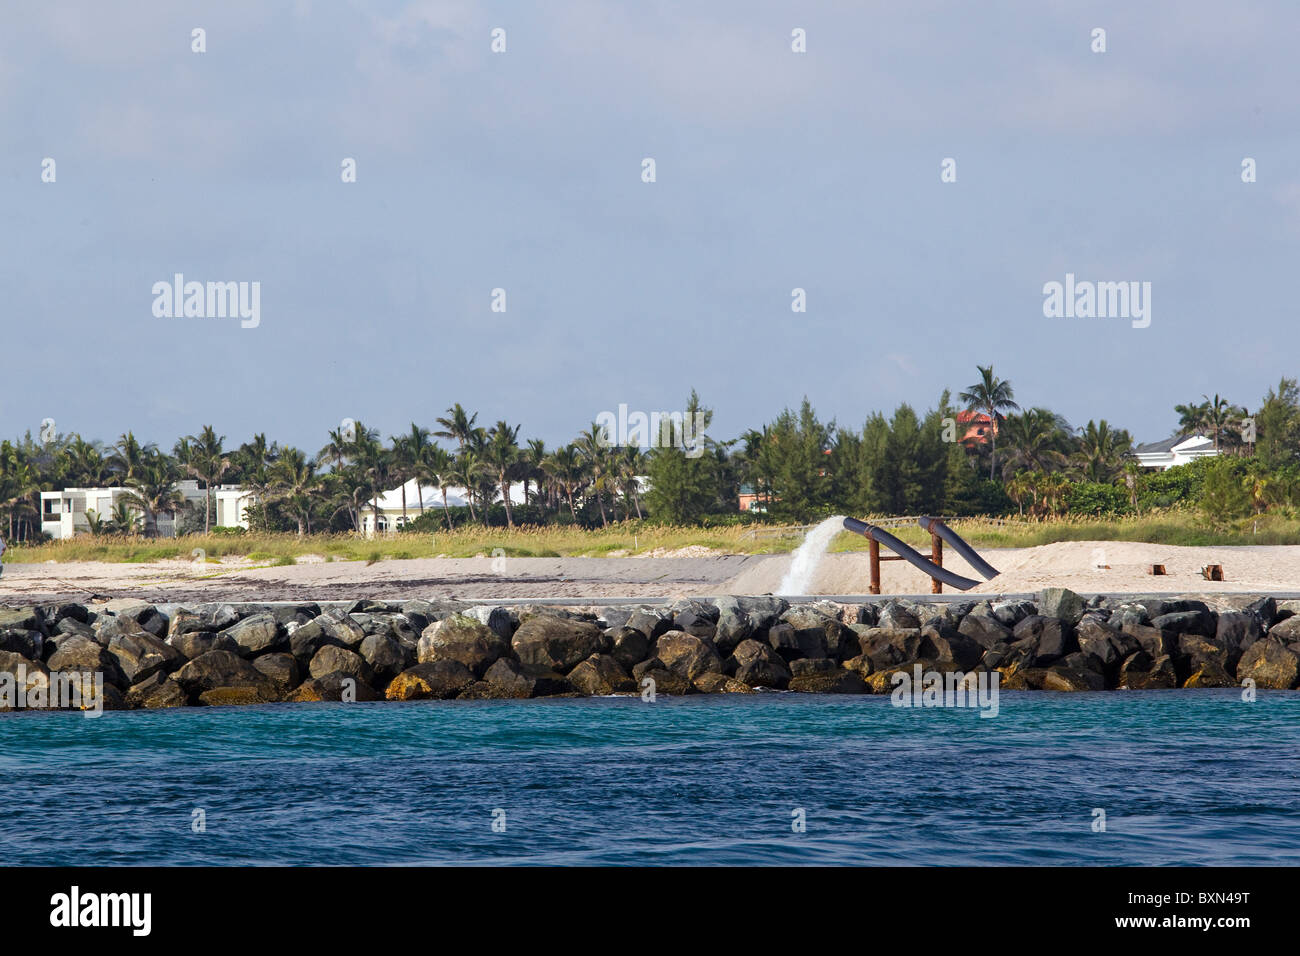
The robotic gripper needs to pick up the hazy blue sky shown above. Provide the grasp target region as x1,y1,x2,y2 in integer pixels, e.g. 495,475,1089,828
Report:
4,0,1298,455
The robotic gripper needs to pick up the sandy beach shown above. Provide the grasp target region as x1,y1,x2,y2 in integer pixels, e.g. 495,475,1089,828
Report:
3,541,1300,604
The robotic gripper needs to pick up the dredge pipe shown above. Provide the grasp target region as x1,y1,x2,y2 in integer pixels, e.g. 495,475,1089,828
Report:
840,517,981,591
918,516,1000,581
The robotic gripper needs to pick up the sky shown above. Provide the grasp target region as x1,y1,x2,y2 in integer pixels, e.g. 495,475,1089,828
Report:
3,0,1299,456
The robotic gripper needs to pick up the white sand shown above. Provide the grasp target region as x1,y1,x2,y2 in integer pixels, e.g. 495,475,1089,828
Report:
2,541,1299,603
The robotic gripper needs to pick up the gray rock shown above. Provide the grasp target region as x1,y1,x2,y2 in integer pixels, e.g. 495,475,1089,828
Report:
511,615,603,672
381,660,476,700
308,645,372,684
417,614,511,677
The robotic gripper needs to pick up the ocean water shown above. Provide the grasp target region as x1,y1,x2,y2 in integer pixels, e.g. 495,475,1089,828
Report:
2,691,1299,866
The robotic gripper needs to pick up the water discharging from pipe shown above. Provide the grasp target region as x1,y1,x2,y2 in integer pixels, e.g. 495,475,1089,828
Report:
777,515,847,595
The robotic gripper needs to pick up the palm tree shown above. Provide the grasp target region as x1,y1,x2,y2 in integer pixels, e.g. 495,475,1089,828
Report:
522,438,547,507
616,444,645,519
421,445,456,530
959,365,1020,479
63,436,110,486
1174,400,1210,437
186,425,231,533
449,448,488,524
395,423,434,515
434,404,478,450
1005,473,1033,516
544,444,584,521
575,424,613,527
318,427,352,473
1072,419,1133,483
108,432,152,486
270,448,319,536
356,436,391,535
119,454,185,537
1202,394,1237,451
1000,407,1070,477
484,421,521,527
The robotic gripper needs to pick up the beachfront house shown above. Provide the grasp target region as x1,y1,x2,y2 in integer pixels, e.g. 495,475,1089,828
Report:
1132,434,1220,470
40,481,256,539
359,478,530,535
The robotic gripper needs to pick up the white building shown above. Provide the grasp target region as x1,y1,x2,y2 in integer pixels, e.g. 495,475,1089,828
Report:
358,478,527,535
40,481,256,539
1132,434,1220,470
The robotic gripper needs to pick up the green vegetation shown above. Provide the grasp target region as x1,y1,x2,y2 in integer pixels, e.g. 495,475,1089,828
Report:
4,370,1300,561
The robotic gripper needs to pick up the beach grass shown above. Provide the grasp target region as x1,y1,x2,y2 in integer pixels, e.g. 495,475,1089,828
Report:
4,511,1299,564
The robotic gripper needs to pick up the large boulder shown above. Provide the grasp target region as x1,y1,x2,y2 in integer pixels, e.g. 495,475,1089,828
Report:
919,627,983,671
0,628,43,660
169,604,240,637
0,607,45,632
106,631,185,684
1119,652,1178,690
991,600,1036,627
1123,623,1177,660
463,605,518,642
0,651,49,709
46,635,127,688
566,654,635,696
877,601,921,630
308,645,373,685
958,611,1013,649
511,615,603,672
725,639,791,689
630,665,694,696
779,606,846,660
624,609,674,642
1042,664,1105,692
113,602,169,638
1183,660,1236,688
693,673,756,694
359,633,407,685
222,614,285,657
789,669,869,694
1038,588,1086,625
172,650,279,703
252,653,302,694
417,615,511,677
608,627,651,671
713,595,789,655
168,631,240,660
1012,616,1074,665
1075,617,1123,669
125,672,189,709
858,627,923,670
1266,615,1300,645
317,608,368,650
671,609,717,640
1236,639,1300,689
480,658,573,698
384,661,477,700
288,672,380,703
1151,609,1216,638
653,631,723,681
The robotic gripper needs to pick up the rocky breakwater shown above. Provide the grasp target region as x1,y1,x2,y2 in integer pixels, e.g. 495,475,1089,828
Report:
1,589,1298,711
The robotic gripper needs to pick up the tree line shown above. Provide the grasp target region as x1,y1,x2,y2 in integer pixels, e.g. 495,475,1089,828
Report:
3,368,1299,540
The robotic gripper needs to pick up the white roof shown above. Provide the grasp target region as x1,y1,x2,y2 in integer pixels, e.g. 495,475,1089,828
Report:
372,477,528,511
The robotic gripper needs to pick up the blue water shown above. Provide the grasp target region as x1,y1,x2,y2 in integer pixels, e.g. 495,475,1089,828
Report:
3,692,1299,865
